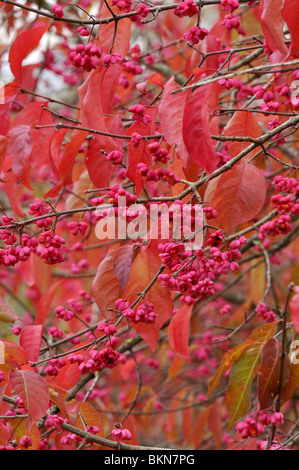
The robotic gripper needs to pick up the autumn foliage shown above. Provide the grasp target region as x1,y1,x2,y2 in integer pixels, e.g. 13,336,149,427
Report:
0,0,299,451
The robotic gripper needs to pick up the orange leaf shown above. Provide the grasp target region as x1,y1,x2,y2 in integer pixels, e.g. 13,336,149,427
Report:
168,304,193,363
204,162,267,233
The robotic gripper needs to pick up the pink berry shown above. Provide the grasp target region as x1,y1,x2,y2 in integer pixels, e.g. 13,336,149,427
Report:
52,4,64,18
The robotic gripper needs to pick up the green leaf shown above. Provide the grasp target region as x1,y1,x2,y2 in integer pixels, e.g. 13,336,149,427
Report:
0,297,19,323
208,322,278,398
225,343,262,430
225,322,278,429
207,340,254,397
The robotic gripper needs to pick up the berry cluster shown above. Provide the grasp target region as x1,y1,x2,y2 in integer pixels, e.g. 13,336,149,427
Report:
183,26,209,45
131,3,150,22
107,185,138,205
68,221,88,236
69,43,102,72
45,357,67,377
77,346,126,373
137,163,180,186
111,0,132,12
158,235,247,305
221,0,240,11
147,142,170,164
38,230,66,265
256,302,276,323
235,417,265,439
52,3,64,18
29,198,52,228
128,104,152,124
222,14,241,30
258,176,299,247
236,411,284,444
174,0,199,18
122,301,158,324
106,150,124,166
111,425,132,441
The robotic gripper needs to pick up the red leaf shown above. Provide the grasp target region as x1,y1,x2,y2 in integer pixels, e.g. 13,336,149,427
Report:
13,101,55,168
54,362,81,390
45,129,88,198
1,149,26,216
9,368,50,423
0,136,6,174
0,420,11,445
282,0,299,58
260,0,288,57
36,280,64,326
222,111,262,161
9,23,50,86
126,107,158,195
113,244,135,292
0,84,19,136
168,304,193,363
100,64,123,115
159,76,191,169
57,129,88,186
78,67,121,154
258,338,281,409
124,249,174,352
19,325,43,363
92,250,122,319
85,137,114,188
97,2,131,57
2,170,25,218
49,128,68,181
182,84,220,173
204,162,267,232
137,72,164,95
18,256,36,287
6,124,33,190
